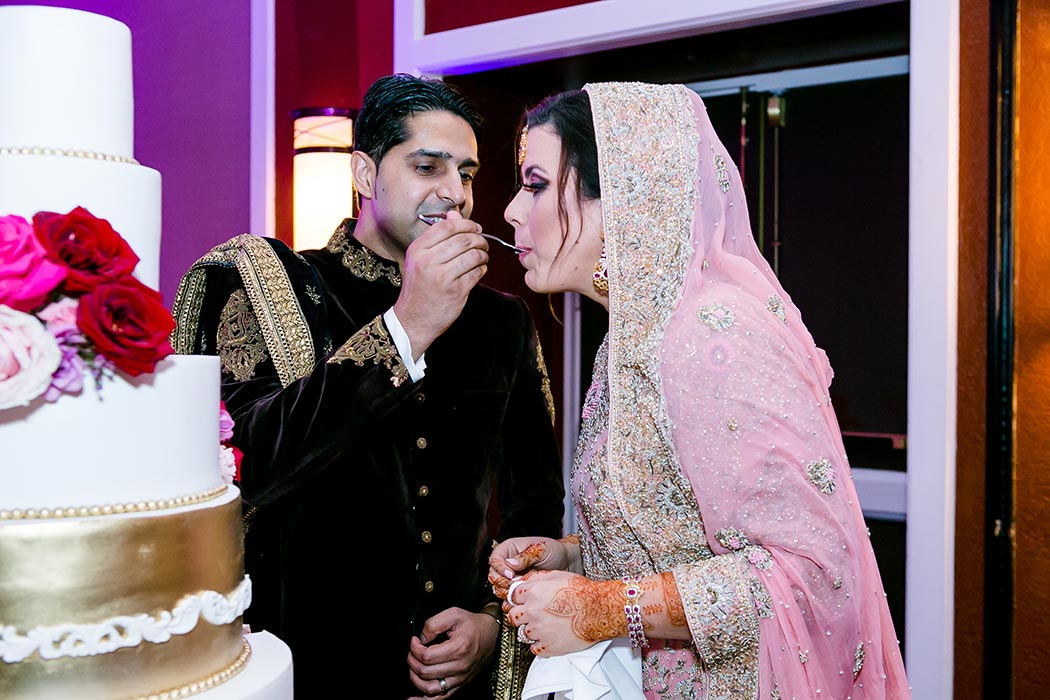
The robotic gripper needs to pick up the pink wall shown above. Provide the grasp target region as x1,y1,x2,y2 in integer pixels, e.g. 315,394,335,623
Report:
2,0,253,306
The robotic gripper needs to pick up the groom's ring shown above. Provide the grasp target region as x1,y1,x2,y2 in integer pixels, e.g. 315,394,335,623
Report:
439,677,448,693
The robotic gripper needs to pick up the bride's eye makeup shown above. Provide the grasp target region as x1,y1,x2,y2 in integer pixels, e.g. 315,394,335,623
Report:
522,179,548,193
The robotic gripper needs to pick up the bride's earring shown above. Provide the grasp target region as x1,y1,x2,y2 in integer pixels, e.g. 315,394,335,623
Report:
592,231,608,297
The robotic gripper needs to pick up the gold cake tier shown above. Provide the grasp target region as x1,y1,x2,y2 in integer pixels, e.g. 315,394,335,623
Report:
0,492,248,699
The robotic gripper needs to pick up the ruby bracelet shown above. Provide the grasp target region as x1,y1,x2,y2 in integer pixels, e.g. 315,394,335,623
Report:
623,574,649,649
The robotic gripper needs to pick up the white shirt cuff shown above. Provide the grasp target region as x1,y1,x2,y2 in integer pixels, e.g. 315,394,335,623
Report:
383,308,426,382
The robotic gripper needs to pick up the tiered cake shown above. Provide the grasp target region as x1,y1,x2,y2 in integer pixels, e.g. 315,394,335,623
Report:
0,6,291,699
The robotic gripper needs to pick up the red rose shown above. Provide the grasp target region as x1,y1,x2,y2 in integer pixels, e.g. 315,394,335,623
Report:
34,207,139,293
76,276,175,376
232,445,243,483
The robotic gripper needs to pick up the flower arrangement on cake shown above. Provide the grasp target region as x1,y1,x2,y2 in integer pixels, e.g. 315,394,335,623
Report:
219,400,244,485
0,206,175,411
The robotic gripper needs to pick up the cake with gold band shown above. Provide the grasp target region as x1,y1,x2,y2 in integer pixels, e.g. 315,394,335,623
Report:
0,6,291,699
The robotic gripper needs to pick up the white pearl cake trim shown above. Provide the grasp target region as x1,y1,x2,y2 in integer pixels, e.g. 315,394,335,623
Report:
0,146,138,164
0,484,229,521
127,639,252,700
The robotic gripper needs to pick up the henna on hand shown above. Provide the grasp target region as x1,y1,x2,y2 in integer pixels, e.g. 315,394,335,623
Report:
660,571,688,627
515,541,547,569
545,576,625,643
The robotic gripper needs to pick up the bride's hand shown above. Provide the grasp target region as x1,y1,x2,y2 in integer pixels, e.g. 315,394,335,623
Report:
504,570,622,658
488,536,573,602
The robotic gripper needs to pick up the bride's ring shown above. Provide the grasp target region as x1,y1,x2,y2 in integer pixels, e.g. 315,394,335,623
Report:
516,624,535,645
507,579,525,606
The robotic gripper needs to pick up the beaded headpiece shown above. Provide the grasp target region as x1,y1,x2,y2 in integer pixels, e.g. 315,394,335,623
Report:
517,124,528,166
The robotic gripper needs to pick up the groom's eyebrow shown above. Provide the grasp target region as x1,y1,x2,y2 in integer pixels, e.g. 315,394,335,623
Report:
408,148,480,170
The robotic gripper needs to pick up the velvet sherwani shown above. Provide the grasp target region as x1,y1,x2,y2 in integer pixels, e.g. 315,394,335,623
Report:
172,220,565,699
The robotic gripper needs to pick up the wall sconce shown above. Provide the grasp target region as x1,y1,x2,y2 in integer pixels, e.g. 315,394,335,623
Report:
292,107,357,251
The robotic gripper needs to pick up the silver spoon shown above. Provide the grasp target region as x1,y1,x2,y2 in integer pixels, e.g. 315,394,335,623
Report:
418,214,527,254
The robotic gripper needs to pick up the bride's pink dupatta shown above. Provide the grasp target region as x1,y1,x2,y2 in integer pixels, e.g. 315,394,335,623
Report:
582,81,911,699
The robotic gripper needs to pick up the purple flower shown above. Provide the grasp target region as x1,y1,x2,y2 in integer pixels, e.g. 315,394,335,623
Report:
43,325,88,401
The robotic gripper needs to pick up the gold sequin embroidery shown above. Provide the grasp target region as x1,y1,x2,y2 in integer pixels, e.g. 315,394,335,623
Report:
217,288,269,381
327,222,402,286
518,124,529,166
751,579,774,619
584,82,759,697
328,315,408,387
536,338,555,425
853,641,866,678
714,151,731,192
697,303,735,331
806,457,837,495
172,233,315,387
767,295,787,323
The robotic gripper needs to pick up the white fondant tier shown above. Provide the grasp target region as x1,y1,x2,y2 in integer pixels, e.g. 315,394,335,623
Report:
0,355,222,514
0,6,135,160
0,153,162,289
200,633,294,700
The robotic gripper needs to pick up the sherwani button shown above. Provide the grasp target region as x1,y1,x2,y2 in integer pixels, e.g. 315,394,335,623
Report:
422,530,432,543
419,485,429,497
415,393,426,403
424,581,434,593
416,437,428,449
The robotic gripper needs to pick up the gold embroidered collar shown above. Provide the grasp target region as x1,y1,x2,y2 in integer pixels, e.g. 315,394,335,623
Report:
326,220,402,287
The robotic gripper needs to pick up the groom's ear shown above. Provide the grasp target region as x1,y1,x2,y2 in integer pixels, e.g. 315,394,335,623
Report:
351,151,377,200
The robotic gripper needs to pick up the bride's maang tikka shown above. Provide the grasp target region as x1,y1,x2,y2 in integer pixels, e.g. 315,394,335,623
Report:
517,124,528,166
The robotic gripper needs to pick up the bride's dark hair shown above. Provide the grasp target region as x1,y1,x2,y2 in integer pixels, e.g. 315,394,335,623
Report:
516,89,601,257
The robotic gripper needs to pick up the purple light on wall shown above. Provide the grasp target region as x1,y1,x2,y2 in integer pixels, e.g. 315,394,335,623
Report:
3,0,254,307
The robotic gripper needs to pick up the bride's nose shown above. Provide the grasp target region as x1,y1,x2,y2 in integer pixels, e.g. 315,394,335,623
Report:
504,189,528,226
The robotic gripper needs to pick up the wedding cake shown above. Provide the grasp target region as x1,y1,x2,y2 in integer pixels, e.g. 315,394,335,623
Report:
0,6,292,699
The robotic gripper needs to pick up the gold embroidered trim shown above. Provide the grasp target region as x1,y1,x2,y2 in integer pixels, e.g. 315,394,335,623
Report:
674,555,761,699
241,504,259,535
328,315,409,387
172,234,315,387
218,288,269,381
492,616,535,700
327,223,402,286
586,82,710,574
171,262,207,354
0,484,229,521
536,338,555,425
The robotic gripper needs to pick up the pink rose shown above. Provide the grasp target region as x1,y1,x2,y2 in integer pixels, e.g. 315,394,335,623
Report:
36,298,89,400
219,401,235,441
219,445,238,485
33,207,139,293
0,214,67,313
0,305,62,410
37,297,80,331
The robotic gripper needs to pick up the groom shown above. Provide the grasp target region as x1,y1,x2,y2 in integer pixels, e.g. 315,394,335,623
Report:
172,73,564,698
